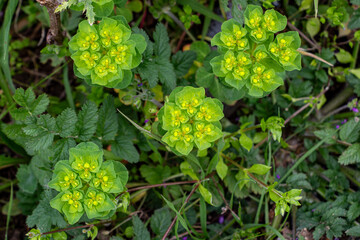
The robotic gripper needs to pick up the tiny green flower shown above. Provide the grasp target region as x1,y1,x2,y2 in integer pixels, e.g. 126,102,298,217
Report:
48,161,82,192
69,17,146,88
69,142,103,182
84,188,116,219
50,190,85,225
159,86,224,155
91,161,123,193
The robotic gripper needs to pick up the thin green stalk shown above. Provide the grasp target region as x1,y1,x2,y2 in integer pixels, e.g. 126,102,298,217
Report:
62,64,75,109
5,183,13,240
201,0,215,39
255,139,272,224
351,41,359,69
278,138,327,184
0,69,14,105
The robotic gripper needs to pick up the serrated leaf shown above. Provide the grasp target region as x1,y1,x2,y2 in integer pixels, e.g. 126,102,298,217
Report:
346,225,360,237
171,50,197,77
138,60,159,88
156,57,176,90
13,88,35,107
31,94,49,115
348,203,360,221
97,96,118,141
112,135,139,163
56,108,78,137
314,128,337,144
29,151,53,186
17,164,38,194
51,138,76,162
26,190,68,233
153,23,170,59
150,208,171,236
132,216,150,240
338,143,360,165
76,101,98,141
339,119,360,143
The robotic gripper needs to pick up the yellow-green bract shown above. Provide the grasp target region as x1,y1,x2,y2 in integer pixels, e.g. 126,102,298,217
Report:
69,17,146,88
48,142,128,224
210,5,302,97
158,86,224,155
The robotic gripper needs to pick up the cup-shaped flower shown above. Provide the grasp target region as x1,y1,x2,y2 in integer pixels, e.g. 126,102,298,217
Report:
244,5,286,42
211,19,249,52
193,122,222,151
69,142,103,182
268,32,301,71
159,86,224,155
90,161,124,193
48,161,82,192
50,190,84,225
84,188,116,219
246,63,283,97
69,17,146,88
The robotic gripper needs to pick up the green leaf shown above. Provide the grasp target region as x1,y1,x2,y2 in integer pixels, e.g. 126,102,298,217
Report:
347,225,360,237
156,57,177,90
215,156,228,180
171,50,197,77
93,0,114,17
335,49,353,64
112,135,140,163
51,138,76,162
176,0,224,22
132,216,151,240
195,67,215,88
314,128,337,144
150,208,171,236
199,184,213,205
161,195,191,233
26,190,68,233
348,203,360,221
17,164,38,194
56,108,78,138
349,9,360,29
190,41,210,62
339,119,360,143
138,61,159,88
153,23,171,59
338,143,360,165
97,96,118,141
239,133,253,152
139,165,171,184
247,164,271,175
76,101,99,141
306,18,321,37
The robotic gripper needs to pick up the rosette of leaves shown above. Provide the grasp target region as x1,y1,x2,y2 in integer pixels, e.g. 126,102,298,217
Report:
325,0,350,27
157,86,224,155
69,17,146,88
48,142,128,224
210,5,302,97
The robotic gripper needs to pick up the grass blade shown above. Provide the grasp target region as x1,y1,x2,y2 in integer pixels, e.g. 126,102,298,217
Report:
5,182,13,240
0,0,19,93
63,64,75,109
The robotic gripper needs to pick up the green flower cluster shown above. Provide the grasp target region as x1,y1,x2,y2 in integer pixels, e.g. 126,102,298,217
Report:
210,5,302,97
158,86,224,155
69,17,146,88
49,142,128,224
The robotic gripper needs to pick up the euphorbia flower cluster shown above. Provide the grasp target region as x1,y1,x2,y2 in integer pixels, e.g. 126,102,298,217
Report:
49,142,128,224
69,17,146,88
210,5,302,97
159,86,224,155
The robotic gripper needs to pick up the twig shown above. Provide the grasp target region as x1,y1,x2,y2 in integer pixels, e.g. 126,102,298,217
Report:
297,48,334,67
41,220,111,236
36,0,63,44
161,183,200,240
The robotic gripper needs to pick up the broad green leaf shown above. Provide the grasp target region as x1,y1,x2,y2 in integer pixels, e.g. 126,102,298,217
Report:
112,135,139,163
153,23,171,59
139,165,171,184
239,133,252,152
339,119,360,143
76,101,98,141
171,50,197,77
347,225,360,237
150,208,171,236
335,49,353,64
338,144,360,165
215,156,228,180
17,164,38,194
314,128,337,144
247,164,271,175
191,41,211,62
306,18,321,37
198,184,213,205
96,96,118,141
56,108,78,138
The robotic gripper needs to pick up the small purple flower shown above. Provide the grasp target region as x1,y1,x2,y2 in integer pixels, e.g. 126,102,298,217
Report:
336,125,340,129
137,83,143,87
219,215,224,224
334,238,339,240
276,174,281,180
353,107,359,113
312,209,315,212
144,119,149,124
182,237,188,240
342,119,347,124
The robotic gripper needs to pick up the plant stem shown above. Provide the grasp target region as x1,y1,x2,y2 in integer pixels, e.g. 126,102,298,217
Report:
62,64,75,109
351,41,359,69
36,0,63,44
162,8,197,42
